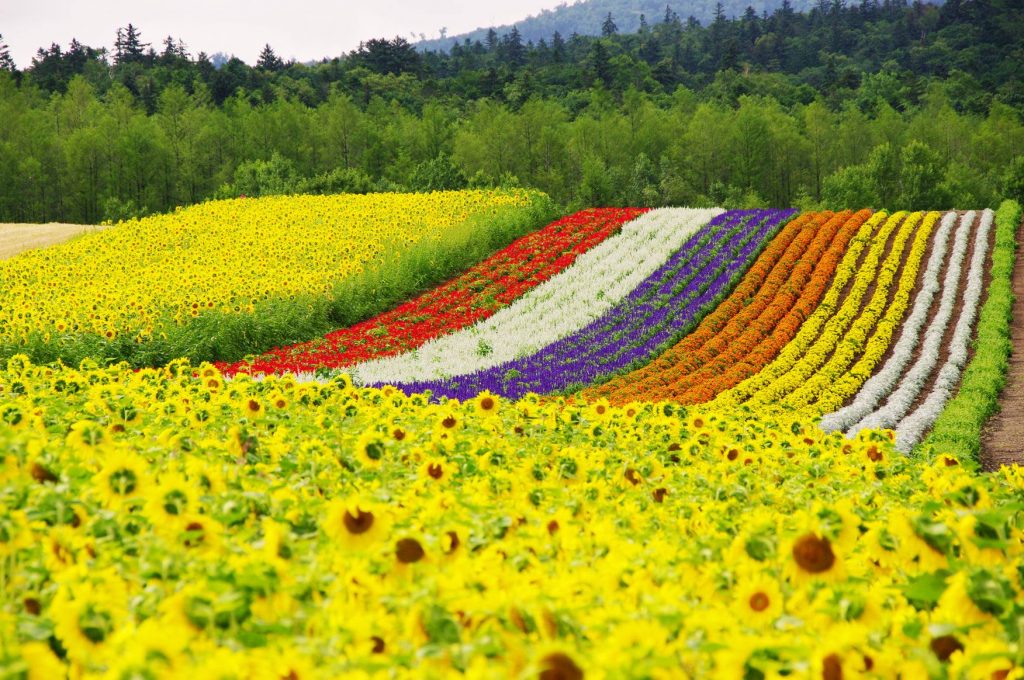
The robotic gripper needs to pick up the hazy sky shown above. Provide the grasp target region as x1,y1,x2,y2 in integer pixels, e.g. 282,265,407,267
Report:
1,0,561,68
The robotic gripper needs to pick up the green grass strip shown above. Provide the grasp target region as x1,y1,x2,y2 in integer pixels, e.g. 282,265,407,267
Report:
914,199,1021,469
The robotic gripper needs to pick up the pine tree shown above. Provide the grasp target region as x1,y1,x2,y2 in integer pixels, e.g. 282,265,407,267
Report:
602,12,619,37
503,27,526,67
114,24,148,65
0,34,16,72
551,31,565,62
590,40,612,87
257,43,284,71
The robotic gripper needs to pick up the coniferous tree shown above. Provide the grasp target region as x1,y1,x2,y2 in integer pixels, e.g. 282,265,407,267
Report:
257,43,284,71
602,13,619,37
0,34,14,72
114,24,148,65
503,27,526,68
551,31,566,62
590,40,612,87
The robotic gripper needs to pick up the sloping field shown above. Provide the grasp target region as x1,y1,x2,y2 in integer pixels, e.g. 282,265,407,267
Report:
2,195,1023,678
0,191,554,367
0,223,105,259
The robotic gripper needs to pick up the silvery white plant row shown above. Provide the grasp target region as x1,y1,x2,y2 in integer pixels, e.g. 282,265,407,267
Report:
894,208,993,452
340,208,722,385
819,210,962,434
847,211,975,434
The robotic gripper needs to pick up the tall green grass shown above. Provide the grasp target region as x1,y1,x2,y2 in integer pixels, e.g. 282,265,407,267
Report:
915,199,1021,469
4,193,558,368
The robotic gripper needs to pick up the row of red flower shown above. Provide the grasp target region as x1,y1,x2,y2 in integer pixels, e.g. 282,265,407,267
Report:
221,208,647,376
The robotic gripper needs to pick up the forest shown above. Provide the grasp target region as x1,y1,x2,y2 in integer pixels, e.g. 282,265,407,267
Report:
0,0,1022,223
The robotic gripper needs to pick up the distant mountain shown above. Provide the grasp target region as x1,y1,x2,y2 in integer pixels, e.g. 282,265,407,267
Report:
418,0,824,52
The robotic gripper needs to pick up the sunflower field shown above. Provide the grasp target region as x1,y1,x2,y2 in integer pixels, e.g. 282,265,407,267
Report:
1,195,1023,679
0,190,553,368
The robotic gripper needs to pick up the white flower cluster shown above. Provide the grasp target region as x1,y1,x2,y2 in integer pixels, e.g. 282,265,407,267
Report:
894,209,993,452
344,208,722,385
819,211,961,433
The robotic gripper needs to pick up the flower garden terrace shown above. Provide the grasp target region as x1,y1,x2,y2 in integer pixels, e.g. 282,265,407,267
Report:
1,196,1023,678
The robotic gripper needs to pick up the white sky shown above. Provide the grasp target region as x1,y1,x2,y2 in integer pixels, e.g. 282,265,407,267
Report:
1,0,561,68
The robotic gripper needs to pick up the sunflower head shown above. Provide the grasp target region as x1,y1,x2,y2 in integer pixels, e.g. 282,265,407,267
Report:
323,498,388,550
475,391,499,416
93,449,149,508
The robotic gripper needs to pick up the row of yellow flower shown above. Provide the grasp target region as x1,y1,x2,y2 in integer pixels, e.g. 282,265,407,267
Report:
806,210,944,416
751,210,921,409
1,357,1023,678
783,211,939,413
712,211,889,409
0,191,537,347
713,211,936,417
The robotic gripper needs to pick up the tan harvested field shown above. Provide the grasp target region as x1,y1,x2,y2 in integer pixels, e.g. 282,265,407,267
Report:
0,222,107,259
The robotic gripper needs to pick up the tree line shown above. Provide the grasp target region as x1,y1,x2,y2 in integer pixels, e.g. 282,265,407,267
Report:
0,0,1022,222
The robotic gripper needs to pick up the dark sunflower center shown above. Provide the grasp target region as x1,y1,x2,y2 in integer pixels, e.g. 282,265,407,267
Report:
821,653,842,680
749,592,771,612
364,441,384,461
163,489,188,515
539,652,584,680
343,509,374,534
183,521,206,547
441,416,457,429
427,463,443,479
480,397,495,411
930,635,964,662
109,469,138,495
792,533,835,573
395,538,425,563
78,605,113,644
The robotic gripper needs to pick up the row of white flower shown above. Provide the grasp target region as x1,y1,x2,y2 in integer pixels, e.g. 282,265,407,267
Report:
842,211,975,435
894,209,994,452
818,211,962,433
340,208,722,385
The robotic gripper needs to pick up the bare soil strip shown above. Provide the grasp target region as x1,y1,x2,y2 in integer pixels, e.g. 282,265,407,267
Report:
0,223,106,260
981,216,1024,470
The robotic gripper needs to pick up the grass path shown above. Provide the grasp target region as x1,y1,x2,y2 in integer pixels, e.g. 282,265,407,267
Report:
0,223,105,259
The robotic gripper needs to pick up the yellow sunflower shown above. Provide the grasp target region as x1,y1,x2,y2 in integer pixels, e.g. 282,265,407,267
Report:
52,578,127,667
142,469,201,526
92,449,150,508
734,573,784,628
323,498,389,550
474,391,500,417
783,530,846,585
354,428,388,468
